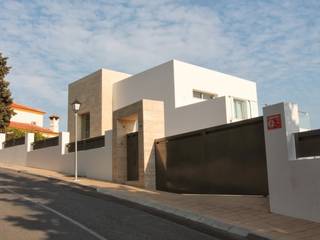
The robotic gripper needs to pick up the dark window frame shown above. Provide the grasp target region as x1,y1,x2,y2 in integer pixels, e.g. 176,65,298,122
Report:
193,90,217,100
80,112,90,140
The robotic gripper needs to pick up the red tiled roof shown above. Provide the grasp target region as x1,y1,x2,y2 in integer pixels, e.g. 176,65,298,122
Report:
11,103,46,115
9,121,57,134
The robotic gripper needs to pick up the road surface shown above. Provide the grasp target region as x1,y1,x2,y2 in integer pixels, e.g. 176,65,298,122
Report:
0,168,235,240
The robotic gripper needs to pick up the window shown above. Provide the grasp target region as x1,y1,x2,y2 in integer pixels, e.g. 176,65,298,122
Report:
80,113,90,139
193,90,217,100
233,99,247,120
193,90,202,99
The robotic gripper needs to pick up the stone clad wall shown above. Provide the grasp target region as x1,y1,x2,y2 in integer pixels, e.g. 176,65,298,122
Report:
68,70,103,141
112,99,165,189
68,69,130,141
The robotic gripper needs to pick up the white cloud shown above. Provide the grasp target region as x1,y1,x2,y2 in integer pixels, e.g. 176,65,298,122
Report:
0,0,319,129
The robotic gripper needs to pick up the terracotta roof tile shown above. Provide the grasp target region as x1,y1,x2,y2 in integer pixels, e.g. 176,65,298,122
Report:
9,121,57,134
11,103,46,114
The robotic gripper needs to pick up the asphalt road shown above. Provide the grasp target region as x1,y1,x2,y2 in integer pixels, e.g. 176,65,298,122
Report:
0,168,235,240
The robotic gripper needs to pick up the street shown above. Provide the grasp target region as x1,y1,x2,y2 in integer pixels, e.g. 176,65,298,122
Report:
0,168,228,240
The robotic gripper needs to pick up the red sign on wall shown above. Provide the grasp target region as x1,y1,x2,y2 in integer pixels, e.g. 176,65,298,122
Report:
267,114,282,130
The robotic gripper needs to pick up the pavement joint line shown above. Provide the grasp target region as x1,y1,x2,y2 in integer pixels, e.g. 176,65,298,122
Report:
3,186,109,240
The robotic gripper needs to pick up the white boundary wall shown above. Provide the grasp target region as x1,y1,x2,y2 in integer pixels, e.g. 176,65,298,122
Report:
263,102,320,223
0,133,34,166
0,144,28,166
0,131,112,181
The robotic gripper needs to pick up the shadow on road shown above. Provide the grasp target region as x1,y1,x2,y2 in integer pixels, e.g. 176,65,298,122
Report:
0,169,244,240
0,170,96,240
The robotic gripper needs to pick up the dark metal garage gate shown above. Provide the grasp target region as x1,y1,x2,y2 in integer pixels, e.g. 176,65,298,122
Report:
155,117,268,195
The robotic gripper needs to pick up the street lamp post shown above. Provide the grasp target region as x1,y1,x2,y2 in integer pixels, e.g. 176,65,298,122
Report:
71,99,81,181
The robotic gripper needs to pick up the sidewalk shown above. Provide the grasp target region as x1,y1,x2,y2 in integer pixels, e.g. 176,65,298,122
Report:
1,163,319,240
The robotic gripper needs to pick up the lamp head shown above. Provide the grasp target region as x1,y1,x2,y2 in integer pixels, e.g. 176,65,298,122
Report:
71,99,81,113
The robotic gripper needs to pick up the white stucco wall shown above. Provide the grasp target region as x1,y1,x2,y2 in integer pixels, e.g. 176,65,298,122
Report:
263,102,320,223
113,61,175,111
173,60,258,109
0,145,27,166
27,146,70,173
65,146,112,181
61,129,113,180
11,109,44,127
0,133,33,166
113,59,259,136
166,96,228,136
0,132,113,181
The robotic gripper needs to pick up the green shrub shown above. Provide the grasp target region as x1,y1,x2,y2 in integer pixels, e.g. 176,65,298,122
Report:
34,132,47,141
5,127,47,141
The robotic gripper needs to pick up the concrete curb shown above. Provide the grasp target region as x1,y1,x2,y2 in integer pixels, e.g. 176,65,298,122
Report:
97,188,271,240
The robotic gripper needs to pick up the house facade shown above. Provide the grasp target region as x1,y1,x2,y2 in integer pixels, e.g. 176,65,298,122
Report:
68,60,258,139
9,103,59,138
1,59,320,224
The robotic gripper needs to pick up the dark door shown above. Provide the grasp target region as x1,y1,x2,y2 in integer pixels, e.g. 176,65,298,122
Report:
127,132,139,181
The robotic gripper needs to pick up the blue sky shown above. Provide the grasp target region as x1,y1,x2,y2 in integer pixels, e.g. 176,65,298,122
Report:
0,0,319,130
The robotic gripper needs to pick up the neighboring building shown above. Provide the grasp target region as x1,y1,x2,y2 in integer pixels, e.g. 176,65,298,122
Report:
68,59,258,139
9,103,59,138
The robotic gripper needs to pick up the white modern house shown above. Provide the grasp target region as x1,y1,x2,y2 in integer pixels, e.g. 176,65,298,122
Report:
68,59,258,138
2,59,319,224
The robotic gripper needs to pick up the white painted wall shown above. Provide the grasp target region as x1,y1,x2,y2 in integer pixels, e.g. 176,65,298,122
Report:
0,133,33,166
11,109,44,127
173,60,258,108
113,59,258,136
65,146,112,181
263,102,320,223
27,146,67,172
166,96,228,136
0,144,28,166
113,61,175,112
0,131,113,181
61,130,113,180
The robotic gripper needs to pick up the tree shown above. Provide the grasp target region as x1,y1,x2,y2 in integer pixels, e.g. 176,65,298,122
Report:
0,53,15,133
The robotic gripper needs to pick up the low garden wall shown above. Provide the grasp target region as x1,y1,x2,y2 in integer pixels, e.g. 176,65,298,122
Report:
0,144,27,166
0,131,112,181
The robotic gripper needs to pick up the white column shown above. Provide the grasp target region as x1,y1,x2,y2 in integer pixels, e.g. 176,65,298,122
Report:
25,133,34,152
262,102,300,217
59,132,70,155
264,102,320,223
246,100,251,118
0,133,5,150
227,96,234,123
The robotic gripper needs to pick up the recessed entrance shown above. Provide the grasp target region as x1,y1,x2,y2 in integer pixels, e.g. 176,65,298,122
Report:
112,99,165,189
